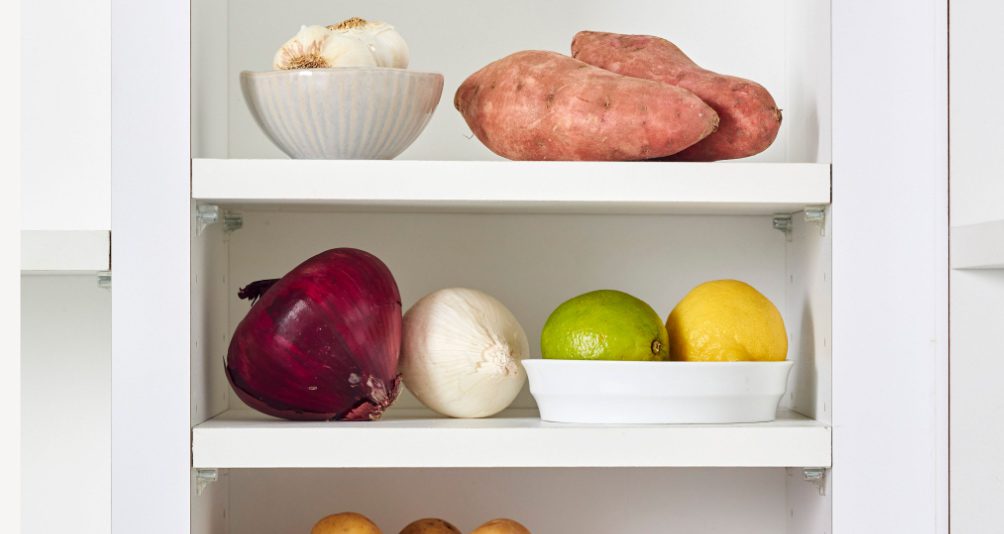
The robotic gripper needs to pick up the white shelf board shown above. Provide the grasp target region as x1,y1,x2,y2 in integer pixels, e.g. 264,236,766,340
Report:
192,408,831,469
192,159,831,215
21,230,110,272
952,219,1004,269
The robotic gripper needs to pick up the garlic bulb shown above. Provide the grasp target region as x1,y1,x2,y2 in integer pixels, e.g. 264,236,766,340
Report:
401,288,529,418
272,25,342,70
273,18,409,70
328,17,410,69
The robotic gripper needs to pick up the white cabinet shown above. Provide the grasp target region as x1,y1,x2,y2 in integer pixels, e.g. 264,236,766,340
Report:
21,276,111,534
110,1,948,532
18,1,112,532
949,2,1004,531
20,0,111,272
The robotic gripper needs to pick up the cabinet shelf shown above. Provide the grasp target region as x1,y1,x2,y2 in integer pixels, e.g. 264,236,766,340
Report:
192,159,830,215
952,219,1004,269
192,408,831,469
21,230,111,273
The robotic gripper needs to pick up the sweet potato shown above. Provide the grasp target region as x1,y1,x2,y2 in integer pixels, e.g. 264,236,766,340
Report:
572,31,782,161
454,50,718,161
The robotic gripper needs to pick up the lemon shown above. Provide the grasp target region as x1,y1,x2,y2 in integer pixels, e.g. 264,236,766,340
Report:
666,280,787,362
541,289,669,361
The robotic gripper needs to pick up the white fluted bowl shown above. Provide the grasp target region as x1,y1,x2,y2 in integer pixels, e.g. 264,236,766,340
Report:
523,360,793,424
240,68,444,160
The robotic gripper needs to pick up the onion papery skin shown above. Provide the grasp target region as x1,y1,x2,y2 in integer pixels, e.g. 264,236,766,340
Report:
225,248,402,421
401,288,529,418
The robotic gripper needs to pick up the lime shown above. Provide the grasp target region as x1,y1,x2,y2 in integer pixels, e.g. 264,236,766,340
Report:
666,279,787,362
541,290,669,361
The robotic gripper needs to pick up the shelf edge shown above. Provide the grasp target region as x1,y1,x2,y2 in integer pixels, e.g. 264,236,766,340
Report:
21,230,111,273
952,220,1004,270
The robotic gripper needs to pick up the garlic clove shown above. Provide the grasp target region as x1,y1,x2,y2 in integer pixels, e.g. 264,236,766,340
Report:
273,25,334,70
369,23,410,68
328,17,410,69
319,33,379,68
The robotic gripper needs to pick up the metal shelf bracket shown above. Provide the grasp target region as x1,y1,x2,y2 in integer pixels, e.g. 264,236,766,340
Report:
802,467,827,496
196,204,243,235
195,468,219,496
772,214,793,241
804,206,827,236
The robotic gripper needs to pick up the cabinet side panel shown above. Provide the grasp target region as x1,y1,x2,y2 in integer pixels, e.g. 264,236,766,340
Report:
782,212,832,422
21,276,111,534
949,1,1004,226
21,0,111,231
191,211,231,425
949,271,1004,531
111,0,191,531
949,1,1004,530
191,207,231,534
785,466,831,534
831,0,948,532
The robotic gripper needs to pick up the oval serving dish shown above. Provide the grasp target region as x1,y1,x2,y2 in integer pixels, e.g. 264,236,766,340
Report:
522,359,794,424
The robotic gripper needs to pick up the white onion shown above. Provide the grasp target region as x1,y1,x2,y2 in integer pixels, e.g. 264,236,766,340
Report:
401,288,529,418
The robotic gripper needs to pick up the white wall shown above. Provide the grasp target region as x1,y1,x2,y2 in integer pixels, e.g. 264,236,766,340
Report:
20,0,111,231
21,275,111,534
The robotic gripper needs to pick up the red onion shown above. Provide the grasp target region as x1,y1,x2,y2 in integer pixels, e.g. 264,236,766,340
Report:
225,248,402,421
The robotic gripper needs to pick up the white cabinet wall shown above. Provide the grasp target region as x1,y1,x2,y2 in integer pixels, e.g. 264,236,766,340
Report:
949,2,1004,531
110,0,949,532
20,0,111,272
19,0,113,532
20,0,110,232
20,276,111,534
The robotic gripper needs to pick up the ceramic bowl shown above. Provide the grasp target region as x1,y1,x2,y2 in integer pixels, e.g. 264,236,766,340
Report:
522,359,794,424
240,68,444,159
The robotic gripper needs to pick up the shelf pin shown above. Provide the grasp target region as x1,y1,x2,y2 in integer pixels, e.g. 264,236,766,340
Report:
196,204,243,235
97,271,112,289
195,468,219,496
772,214,793,242
804,206,827,236
802,467,826,496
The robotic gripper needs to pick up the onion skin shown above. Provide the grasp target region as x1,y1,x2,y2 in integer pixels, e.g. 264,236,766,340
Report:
225,248,402,421
401,288,529,418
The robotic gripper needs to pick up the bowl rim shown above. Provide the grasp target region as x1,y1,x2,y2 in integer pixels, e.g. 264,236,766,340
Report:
241,67,444,79
522,359,792,367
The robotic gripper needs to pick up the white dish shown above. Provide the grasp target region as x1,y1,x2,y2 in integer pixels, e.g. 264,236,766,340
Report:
522,359,793,424
240,68,444,160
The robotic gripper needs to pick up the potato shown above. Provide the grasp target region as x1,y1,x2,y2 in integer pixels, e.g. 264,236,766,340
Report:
454,50,718,161
572,31,782,161
311,512,382,534
469,518,532,534
400,518,462,534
